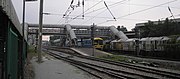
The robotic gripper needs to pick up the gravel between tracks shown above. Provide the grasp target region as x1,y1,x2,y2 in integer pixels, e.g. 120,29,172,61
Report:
49,50,176,79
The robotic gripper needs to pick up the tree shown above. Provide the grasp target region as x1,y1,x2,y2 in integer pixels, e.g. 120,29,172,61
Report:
137,18,180,37
117,26,127,32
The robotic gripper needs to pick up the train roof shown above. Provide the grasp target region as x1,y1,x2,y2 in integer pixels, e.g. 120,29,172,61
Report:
162,36,170,41
126,39,136,42
176,37,180,41
140,38,150,41
53,39,61,43
150,37,163,41
94,37,103,40
140,37,170,41
111,40,119,42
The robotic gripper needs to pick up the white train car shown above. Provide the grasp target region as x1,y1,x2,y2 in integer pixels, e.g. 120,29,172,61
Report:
140,37,152,52
122,39,136,52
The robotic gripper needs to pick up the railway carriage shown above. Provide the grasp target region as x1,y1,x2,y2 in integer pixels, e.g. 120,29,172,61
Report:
108,36,178,58
122,39,136,52
110,40,123,51
160,37,170,51
139,37,152,52
82,39,92,47
94,37,104,50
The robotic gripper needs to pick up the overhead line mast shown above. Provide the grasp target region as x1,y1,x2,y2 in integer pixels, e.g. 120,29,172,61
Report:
104,1,117,21
63,0,85,23
82,0,85,19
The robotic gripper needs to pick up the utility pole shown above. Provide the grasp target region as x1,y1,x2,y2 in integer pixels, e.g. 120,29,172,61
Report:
136,29,140,56
22,0,37,78
38,0,44,62
22,0,25,78
91,23,95,56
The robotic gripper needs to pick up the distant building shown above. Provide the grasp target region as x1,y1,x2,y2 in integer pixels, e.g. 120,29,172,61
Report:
135,18,180,28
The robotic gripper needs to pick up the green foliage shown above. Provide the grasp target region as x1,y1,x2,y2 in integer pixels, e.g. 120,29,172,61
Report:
28,45,36,54
117,26,127,32
138,18,180,38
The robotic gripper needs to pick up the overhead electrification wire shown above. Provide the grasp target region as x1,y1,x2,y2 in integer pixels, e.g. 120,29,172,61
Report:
82,0,85,18
168,6,176,20
82,0,127,24
68,0,127,23
104,1,116,21
167,6,179,33
63,0,82,23
83,8,107,24
117,3,180,9
64,0,74,17
97,0,178,25
84,0,127,15
68,0,103,22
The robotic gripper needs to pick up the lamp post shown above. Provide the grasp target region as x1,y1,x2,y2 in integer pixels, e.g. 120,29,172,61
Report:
22,0,37,78
91,23,95,56
22,0,38,58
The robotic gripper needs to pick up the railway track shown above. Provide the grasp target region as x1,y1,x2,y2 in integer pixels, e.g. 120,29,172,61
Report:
47,51,148,79
46,48,180,79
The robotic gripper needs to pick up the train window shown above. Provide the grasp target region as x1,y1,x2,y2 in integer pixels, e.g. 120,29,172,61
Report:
94,40,98,45
143,42,146,49
155,41,157,49
99,40,103,45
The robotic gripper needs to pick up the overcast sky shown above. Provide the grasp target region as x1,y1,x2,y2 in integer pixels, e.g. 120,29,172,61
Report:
12,0,180,31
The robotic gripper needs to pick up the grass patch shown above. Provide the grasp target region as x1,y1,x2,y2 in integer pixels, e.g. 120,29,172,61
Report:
97,55,128,62
27,45,38,59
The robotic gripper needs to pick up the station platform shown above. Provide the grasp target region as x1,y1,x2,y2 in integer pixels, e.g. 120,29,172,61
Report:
70,48,112,57
30,53,96,79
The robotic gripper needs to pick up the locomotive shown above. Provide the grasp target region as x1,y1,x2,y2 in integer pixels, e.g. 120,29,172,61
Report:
104,36,180,59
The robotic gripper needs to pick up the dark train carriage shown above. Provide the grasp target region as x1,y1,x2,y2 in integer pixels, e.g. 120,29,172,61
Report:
82,39,92,48
0,0,28,79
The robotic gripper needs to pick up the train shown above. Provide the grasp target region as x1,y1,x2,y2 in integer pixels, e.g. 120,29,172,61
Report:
0,0,28,79
104,36,180,59
77,37,104,50
93,37,104,50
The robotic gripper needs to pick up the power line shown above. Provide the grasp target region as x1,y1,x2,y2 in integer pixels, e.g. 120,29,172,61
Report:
116,0,178,19
97,0,178,25
67,0,103,22
121,3,180,9
82,0,128,24
168,6,176,20
68,0,127,23
85,0,127,15
83,8,107,24
104,1,116,21
63,0,81,23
